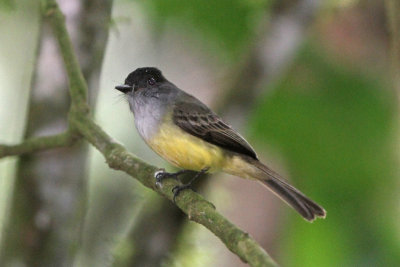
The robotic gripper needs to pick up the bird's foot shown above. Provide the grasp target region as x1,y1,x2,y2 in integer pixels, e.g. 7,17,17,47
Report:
172,184,194,203
154,169,188,187
171,167,210,203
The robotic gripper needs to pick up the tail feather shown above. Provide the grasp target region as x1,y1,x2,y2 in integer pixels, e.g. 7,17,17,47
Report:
252,160,326,222
261,178,326,221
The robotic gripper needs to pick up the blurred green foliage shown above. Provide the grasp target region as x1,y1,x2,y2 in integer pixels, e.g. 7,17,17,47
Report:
137,0,271,60
250,43,400,266
0,0,15,11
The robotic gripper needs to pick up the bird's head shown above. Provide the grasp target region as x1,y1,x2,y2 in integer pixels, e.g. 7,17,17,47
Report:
115,67,167,95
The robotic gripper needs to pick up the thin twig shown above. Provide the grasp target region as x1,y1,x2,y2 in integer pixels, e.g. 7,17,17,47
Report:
0,131,76,158
41,0,89,111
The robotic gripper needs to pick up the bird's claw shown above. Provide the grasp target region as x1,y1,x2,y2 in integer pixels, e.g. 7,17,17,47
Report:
154,168,166,187
154,168,208,202
172,184,193,203
154,168,183,188
154,168,166,179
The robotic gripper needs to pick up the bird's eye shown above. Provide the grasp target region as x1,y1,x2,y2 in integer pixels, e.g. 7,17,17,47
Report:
148,77,156,86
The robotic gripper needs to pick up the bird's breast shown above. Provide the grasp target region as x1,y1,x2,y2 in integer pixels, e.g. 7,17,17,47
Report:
147,122,226,172
132,97,164,141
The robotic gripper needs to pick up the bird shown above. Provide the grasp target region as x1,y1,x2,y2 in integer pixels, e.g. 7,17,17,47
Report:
115,67,326,221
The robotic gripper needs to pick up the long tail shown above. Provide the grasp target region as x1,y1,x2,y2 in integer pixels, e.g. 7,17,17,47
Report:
225,156,326,221
253,160,326,221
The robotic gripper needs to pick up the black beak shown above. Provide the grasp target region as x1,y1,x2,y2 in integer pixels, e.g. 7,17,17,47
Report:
115,84,133,94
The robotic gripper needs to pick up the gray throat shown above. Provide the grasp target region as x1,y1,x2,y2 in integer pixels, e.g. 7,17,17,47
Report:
127,85,179,142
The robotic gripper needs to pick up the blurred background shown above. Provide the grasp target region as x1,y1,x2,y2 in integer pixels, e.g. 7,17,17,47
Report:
1,0,399,266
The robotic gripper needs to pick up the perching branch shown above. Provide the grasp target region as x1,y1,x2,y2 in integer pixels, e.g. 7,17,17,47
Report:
0,1,278,266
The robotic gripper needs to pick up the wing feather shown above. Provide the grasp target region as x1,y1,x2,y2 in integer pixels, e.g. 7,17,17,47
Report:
172,100,258,159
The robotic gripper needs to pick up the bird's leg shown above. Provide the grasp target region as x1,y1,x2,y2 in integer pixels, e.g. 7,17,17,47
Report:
172,167,210,203
154,168,190,187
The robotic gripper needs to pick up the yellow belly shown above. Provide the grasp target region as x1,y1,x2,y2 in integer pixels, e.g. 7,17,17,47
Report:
147,123,226,172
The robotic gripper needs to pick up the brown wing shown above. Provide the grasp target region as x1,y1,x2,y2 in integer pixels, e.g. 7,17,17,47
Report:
172,100,258,160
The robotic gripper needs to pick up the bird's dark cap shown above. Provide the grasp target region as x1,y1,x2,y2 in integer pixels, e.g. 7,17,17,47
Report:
115,67,166,93
125,67,165,86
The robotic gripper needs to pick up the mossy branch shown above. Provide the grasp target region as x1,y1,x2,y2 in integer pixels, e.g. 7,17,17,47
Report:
0,1,278,266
